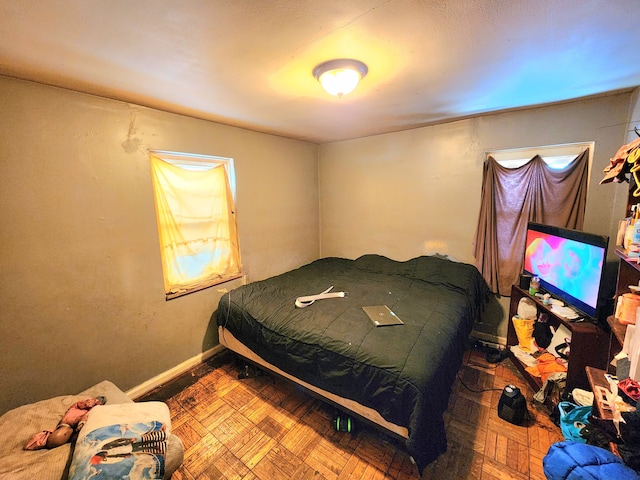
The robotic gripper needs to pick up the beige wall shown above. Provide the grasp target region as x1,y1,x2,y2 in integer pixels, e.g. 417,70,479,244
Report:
627,89,640,144
319,93,634,340
2,72,637,413
0,76,319,414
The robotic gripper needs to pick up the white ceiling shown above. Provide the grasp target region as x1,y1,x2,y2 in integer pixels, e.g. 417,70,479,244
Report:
1,0,640,144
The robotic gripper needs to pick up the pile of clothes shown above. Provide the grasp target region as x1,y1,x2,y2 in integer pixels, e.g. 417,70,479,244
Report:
510,297,570,405
600,137,640,187
544,441,639,480
581,378,640,471
545,376,640,479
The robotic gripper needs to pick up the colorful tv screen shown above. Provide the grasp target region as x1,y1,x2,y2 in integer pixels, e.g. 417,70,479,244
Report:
523,223,608,319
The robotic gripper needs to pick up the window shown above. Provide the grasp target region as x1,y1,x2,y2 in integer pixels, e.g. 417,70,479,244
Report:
488,143,593,170
473,143,592,296
150,150,242,299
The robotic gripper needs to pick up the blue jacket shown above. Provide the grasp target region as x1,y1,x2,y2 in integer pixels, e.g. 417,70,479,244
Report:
544,442,639,480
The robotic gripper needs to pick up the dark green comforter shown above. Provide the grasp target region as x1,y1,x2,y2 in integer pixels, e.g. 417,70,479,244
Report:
217,254,490,472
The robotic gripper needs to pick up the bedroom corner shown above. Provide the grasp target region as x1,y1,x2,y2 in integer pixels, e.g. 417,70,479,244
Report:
0,75,319,415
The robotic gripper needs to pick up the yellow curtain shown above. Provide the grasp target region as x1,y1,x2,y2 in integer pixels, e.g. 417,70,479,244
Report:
150,155,241,294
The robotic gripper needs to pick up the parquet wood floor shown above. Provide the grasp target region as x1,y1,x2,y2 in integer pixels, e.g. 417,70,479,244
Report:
138,348,563,479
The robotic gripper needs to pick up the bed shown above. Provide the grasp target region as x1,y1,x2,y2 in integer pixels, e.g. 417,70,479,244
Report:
216,254,490,472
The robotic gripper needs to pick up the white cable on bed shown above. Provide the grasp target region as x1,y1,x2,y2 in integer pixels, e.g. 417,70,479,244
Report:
294,286,348,308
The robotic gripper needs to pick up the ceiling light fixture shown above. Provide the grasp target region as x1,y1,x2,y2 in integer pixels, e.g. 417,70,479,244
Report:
313,59,368,98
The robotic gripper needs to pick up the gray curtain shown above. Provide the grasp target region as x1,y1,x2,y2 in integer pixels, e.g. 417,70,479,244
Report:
473,150,589,296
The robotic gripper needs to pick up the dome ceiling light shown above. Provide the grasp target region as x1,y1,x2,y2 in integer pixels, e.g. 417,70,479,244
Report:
313,59,368,98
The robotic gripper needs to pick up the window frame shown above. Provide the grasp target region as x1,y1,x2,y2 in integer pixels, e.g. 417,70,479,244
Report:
488,141,594,172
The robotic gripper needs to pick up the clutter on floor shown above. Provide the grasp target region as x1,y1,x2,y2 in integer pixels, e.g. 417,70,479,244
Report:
542,320,640,477
507,292,640,477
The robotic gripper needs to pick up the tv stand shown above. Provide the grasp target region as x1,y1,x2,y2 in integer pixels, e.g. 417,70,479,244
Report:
507,285,609,393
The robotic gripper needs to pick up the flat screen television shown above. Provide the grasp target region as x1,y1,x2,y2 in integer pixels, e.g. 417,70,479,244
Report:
522,222,609,320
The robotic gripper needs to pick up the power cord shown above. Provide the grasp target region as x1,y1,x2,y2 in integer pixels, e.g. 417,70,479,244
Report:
456,370,504,394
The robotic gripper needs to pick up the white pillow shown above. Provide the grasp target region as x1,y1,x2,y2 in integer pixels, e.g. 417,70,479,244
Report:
69,402,170,480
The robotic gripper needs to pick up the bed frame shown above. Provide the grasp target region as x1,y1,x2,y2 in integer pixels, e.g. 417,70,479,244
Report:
215,254,490,472
219,326,409,439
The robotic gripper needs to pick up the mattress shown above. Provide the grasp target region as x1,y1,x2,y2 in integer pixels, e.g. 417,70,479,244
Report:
216,254,490,472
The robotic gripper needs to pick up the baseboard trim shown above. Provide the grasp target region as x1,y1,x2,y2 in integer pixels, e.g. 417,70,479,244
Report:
127,331,506,399
126,344,225,399
471,330,506,348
